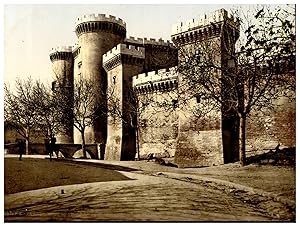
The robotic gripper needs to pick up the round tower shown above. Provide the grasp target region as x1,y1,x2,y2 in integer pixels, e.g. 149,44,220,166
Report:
75,14,126,144
49,46,74,144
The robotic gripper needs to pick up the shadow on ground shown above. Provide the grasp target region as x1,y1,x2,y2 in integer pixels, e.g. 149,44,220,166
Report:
5,158,133,194
54,158,139,172
246,147,295,166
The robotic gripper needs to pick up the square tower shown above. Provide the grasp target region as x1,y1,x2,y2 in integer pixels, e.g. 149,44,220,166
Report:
171,9,240,167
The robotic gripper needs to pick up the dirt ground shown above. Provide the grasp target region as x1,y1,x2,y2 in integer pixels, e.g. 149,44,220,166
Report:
74,158,295,201
179,163,296,202
4,157,131,194
4,156,295,221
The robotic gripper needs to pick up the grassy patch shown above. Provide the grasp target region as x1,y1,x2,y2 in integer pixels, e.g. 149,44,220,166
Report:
5,157,132,194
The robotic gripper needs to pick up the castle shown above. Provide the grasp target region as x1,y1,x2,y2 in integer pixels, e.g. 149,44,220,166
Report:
49,8,295,167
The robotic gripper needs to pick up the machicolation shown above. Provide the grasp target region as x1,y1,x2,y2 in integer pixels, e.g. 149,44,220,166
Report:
75,14,126,37
171,8,240,45
49,46,73,62
171,8,239,36
103,44,145,63
103,44,146,71
46,8,295,167
133,67,178,93
75,14,126,28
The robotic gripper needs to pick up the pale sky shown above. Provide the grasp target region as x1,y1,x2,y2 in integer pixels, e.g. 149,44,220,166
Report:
3,1,295,87
4,3,236,86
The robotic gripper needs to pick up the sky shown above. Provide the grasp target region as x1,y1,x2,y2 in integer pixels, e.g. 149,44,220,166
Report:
1,1,298,222
3,3,238,87
3,1,296,88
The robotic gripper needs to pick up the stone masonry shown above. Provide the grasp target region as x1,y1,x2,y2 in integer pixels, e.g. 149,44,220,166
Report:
49,9,295,166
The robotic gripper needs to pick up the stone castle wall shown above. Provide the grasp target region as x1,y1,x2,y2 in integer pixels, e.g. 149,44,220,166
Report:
175,91,224,168
171,8,239,36
49,46,74,144
124,37,178,72
104,64,124,160
72,43,82,144
74,13,126,144
246,91,296,154
172,32,226,167
133,67,178,158
46,9,295,167
103,43,145,160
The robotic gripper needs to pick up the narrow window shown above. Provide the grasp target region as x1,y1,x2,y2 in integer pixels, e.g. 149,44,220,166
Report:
51,81,57,91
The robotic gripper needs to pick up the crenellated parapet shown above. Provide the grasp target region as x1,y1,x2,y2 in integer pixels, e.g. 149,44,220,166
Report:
75,14,126,38
49,46,73,62
103,43,145,62
133,67,178,93
72,43,81,58
171,8,240,46
75,14,126,27
103,44,145,71
124,36,178,71
124,36,175,47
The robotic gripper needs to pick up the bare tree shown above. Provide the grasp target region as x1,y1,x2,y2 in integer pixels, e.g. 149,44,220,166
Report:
70,77,100,158
4,78,38,154
107,82,154,160
106,67,179,160
177,5,295,166
32,80,63,141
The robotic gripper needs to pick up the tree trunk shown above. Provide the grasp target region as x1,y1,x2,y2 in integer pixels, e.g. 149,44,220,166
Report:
136,126,140,161
240,114,247,166
25,138,29,155
81,131,87,159
25,128,29,155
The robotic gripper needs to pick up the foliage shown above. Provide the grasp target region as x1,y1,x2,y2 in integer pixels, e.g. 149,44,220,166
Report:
177,4,295,166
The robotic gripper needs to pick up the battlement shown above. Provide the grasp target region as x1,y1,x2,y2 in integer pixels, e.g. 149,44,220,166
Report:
72,43,80,52
125,36,175,47
49,46,73,55
133,67,178,87
103,43,145,63
75,14,126,28
171,8,239,36
72,43,81,58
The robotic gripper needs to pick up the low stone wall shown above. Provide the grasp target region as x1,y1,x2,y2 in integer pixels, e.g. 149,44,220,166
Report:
139,140,176,158
4,143,48,155
246,102,296,154
4,143,99,159
175,129,223,168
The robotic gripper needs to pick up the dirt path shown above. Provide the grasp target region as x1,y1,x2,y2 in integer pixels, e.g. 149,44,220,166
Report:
5,172,281,222
4,156,295,221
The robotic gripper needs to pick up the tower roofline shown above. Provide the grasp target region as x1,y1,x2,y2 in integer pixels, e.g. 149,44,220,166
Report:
75,14,126,28
124,36,175,47
103,43,145,72
49,46,73,55
133,67,177,87
72,43,80,52
49,46,74,62
103,43,145,63
171,8,239,36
